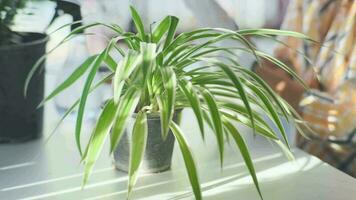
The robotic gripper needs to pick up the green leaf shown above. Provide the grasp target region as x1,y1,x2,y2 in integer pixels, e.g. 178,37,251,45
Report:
38,55,97,108
127,111,148,198
113,50,141,103
82,99,117,186
200,88,224,167
233,66,291,121
281,98,316,139
24,54,46,96
140,43,157,86
178,79,205,139
219,108,278,140
152,16,171,43
170,122,202,200
164,43,193,65
201,110,214,131
104,54,118,71
25,22,127,96
246,82,290,149
110,87,141,153
170,33,235,65
158,67,176,139
238,29,314,42
275,140,295,161
163,16,179,50
216,62,256,137
167,28,260,68
223,119,263,200
255,51,308,89
130,6,146,41
113,59,125,103
76,52,105,155
138,43,157,106
47,20,84,35
45,73,114,154
163,28,213,53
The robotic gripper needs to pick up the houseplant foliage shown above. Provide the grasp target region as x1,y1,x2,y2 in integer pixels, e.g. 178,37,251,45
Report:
27,6,314,200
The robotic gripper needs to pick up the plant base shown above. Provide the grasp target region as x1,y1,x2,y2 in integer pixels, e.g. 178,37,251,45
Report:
113,113,179,173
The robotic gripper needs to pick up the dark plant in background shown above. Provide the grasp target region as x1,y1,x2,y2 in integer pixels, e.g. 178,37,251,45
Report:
0,0,27,45
0,0,53,143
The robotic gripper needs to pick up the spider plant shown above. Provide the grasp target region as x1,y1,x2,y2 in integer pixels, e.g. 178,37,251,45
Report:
26,6,314,200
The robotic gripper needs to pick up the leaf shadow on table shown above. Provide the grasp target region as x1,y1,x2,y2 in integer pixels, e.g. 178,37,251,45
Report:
81,152,294,200
199,154,333,200
0,151,284,200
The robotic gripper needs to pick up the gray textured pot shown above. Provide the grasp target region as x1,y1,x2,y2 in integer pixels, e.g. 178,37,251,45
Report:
113,112,180,173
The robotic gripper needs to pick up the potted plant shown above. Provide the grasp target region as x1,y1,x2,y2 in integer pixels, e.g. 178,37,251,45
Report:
0,0,47,142
28,6,314,200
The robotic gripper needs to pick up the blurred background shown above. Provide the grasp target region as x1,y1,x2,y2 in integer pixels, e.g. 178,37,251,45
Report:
8,0,290,122
0,0,355,188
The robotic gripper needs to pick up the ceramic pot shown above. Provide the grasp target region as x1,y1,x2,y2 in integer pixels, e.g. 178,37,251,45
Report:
113,112,181,173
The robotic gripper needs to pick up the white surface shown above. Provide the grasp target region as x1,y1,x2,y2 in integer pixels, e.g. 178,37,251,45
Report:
0,96,355,200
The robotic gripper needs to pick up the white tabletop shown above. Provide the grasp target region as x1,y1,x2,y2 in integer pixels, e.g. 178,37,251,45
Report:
1,95,356,200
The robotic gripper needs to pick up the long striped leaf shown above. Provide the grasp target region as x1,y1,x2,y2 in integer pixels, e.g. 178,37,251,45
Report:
110,87,141,153
178,79,205,139
127,111,148,197
113,50,141,103
24,54,47,96
76,52,105,155
216,62,256,136
163,16,179,50
38,55,97,108
140,43,157,87
233,66,291,120
163,28,210,54
45,73,114,149
158,67,176,139
220,109,278,140
255,51,308,89
25,22,127,96
275,140,295,161
238,28,314,42
170,122,202,200
246,82,290,149
200,88,224,167
170,33,235,65
129,6,146,41
82,99,117,186
152,16,171,43
104,54,118,71
223,119,263,200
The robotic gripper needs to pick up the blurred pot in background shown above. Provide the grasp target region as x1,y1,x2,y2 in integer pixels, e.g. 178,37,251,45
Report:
0,0,82,142
0,33,47,143
0,0,48,142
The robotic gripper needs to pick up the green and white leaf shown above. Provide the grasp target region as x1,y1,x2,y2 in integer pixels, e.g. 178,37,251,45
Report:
111,87,141,153
223,119,263,200
158,67,176,139
170,122,202,200
82,99,117,186
127,111,148,197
